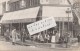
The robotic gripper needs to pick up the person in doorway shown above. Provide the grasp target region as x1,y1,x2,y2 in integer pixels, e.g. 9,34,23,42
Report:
11,28,17,45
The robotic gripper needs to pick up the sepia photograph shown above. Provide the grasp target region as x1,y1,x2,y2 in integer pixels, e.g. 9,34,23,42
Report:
0,0,80,51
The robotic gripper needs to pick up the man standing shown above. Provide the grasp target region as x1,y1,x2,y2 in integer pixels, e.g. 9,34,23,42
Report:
22,28,26,42
11,28,17,45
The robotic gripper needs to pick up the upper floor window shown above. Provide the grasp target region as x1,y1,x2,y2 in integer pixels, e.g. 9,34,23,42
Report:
9,0,40,12
27,0,40,7
2,2,6,13
9,1,20,11
20,0,26,8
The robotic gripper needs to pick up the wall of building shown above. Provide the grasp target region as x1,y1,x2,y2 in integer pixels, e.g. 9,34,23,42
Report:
7,0,40,12
0,3,3,15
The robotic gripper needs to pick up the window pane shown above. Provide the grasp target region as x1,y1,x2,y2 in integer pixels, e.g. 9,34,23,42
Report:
25,0,29,7
15,1,20,10
20,0,26,8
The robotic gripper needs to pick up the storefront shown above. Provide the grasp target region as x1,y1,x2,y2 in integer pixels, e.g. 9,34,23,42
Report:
0,6,40,39
41,6,73,43
0,6,74,44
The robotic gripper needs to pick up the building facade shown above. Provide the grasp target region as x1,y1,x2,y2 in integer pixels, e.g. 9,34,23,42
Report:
40,0,74,38
1,0,40,36
0,0,76,43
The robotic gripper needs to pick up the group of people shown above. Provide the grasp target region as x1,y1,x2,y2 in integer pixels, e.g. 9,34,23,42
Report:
38,32,51,43
59,32,71,44
4,27,28,45
32,30,57,43
5,27,71,44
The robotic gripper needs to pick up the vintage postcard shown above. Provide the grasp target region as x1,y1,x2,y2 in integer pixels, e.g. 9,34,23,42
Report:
0,0,80,51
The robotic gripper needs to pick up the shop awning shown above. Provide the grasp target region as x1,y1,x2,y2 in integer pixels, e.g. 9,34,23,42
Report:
1,7,40,24
42,6,73,22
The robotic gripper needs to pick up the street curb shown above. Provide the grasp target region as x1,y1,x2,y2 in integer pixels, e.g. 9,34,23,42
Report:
15,41,79,49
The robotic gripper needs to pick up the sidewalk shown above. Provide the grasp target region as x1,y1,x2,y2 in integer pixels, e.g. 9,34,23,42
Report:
0,36,80,49
16,40,80,49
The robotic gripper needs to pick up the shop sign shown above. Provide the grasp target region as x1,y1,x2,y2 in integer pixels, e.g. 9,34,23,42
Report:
27,17,56,35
